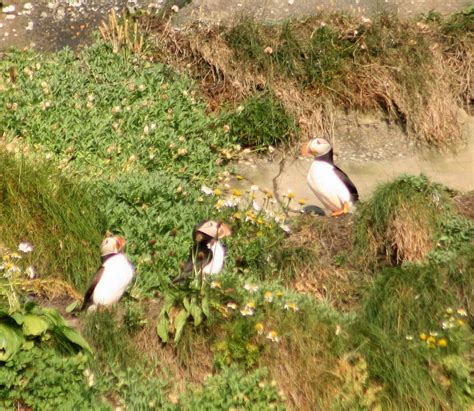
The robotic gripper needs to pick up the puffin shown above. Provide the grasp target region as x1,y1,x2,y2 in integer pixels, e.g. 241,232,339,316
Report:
173,220,232,283
81,235,135,311
301,137,359,216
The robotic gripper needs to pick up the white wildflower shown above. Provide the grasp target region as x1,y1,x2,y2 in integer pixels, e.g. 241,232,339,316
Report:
200,185,214,196
284,303,299,312
244,283,259,293
18,242,34,253
279,224,291,234
252,201,262,212
25,266,36,279
226,302,237,310
266,330,280,342
457,308,467,317
2,5,15,13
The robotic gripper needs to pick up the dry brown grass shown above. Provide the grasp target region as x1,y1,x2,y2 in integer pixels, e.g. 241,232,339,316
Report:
385,205,434,263
453,191,474,220
276,215,369,311
136,13,472,146
100,9,144,54
263,328,342,410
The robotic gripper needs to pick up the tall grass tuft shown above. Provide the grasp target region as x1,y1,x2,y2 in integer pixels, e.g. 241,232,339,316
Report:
0,152,105,289
353,174,473,266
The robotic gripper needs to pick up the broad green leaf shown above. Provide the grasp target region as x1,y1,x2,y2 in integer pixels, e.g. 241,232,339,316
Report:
163,296,175,316
66,301,79,313
173,309,190,343
34,307,66,327
157,315,169,343
61,327,92,353
22,340,35,351
182,297,190,312
22,314,49,336
0,323,24,361
201,296,210,317
10,312,24,325
189,303,202,327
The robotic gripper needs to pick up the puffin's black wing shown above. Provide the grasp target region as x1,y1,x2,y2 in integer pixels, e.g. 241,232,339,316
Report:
172,245,213,283
80,266,104,311
333,165,359,202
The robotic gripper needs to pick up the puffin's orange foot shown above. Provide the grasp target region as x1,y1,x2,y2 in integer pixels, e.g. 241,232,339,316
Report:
331,202,350,217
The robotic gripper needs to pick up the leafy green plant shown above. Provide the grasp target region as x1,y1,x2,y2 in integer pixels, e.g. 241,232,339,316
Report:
123,302,147,333
178,365,286,410
157,287,212,344
98,365,173,410
0,301,91,361
222,93,298,148
0,347,104,410
0,301,97,409
441,5,474,36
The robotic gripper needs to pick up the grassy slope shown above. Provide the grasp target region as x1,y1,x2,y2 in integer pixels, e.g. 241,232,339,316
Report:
147,8,473,146
0,42,234,293
0,12,473,411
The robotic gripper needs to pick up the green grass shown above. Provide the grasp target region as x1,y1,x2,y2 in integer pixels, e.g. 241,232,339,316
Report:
0,152,105,288
352,247,473,410
221,92,299,148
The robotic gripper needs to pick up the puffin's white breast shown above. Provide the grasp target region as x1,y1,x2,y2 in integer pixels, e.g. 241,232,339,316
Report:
307,161,352,212
92,253,134,306
203,241,225,275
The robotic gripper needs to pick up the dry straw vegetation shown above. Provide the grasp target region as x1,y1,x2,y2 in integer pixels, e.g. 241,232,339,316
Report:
141,8,473,146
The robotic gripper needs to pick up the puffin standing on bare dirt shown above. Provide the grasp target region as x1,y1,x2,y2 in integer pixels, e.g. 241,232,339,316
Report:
301,137,359,216
173,220,232,283
81,235,134,311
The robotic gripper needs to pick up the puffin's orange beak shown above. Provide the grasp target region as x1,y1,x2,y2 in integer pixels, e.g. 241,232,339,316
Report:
217,223,232,239
116,236,127,251
301,142,311,157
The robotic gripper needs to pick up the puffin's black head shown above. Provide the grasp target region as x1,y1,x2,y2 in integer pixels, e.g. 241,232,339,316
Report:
193,220,232,245
301,137,334,163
